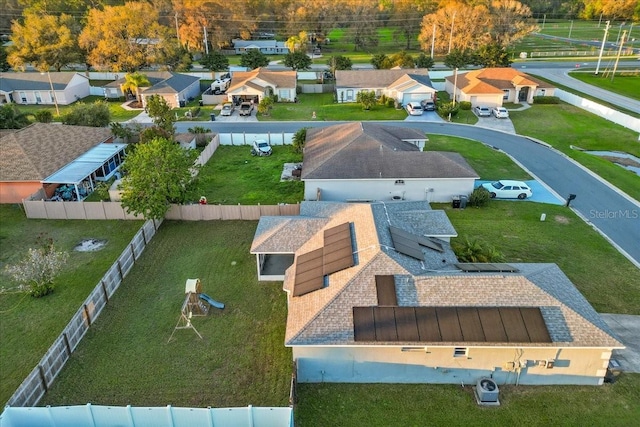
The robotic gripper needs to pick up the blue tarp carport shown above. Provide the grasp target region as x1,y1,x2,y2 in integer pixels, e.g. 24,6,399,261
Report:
42,143,127,201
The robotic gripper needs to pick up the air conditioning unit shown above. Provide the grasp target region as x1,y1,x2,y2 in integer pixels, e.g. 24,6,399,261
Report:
476,378,500,403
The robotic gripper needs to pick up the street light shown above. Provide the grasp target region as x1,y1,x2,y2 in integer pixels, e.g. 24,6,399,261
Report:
42,71,60,116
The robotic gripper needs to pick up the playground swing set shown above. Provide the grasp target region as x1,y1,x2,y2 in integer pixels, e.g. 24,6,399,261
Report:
168,278,225,343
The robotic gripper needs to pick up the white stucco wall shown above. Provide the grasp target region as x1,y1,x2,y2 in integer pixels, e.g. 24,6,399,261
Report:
304,179,476,203
293,346,613,386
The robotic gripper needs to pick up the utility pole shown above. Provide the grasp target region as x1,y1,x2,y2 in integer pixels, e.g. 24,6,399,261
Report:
595,21,610,75
568,20,573,39
430,24,435,59
203,25,209,55
611,31,627,82
542,14,546,30
175,12,180,44
448,11,456,54
598,12,603,27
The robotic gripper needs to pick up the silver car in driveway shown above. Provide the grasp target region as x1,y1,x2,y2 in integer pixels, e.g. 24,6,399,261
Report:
474,105,491,117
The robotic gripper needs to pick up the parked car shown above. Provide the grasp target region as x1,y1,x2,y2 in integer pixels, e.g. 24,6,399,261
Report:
239,102,253,116
474,105,491,117
481,180,533,199
220,102,234,116
406,102,424,116
492,106,509,118
421,100,436,111
251,139,272,156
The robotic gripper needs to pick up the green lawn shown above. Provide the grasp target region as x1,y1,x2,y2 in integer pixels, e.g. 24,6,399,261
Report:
296,376,640,426
569,71,640,101
261,93,408,121
40,220,292,408
13,95,141,122
0,205,142,406
509,104,640,201
426,135,530,181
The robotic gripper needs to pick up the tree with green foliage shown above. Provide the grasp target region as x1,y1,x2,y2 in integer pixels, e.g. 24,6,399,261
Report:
4,235,69,298
62,101,110,127
283,51,312,70
453,236,505,263
145,94,175,135
120,137,200,220
0,104,31,129
122,72,151,103
239,49,269,70
327,55,352,72
200,51,229,71
473,43,512,68
0,45,10,71
388,51,415,68
444,49,473,69
285,31,308,53
292,127,308,153
8,12,82,72
370,53,389,69
257,96,274,116
356,90,377,110
158,42,193,72
34,110,53,123
415,53,435,69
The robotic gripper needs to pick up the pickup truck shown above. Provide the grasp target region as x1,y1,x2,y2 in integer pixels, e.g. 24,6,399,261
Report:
239,102,253,116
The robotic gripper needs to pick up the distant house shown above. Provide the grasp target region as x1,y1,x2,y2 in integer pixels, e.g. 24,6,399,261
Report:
139,72,201,109
300,122,478,202
445,68,556,107
335,69,435,106
0,124,125,203
250,201,623,386
232,39,289,55
226,68,297,104
0,72,90,106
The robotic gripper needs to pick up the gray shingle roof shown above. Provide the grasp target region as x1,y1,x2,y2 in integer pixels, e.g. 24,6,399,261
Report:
0,72,84,92
301,122,478,180
336,69,431,89
142,72,199,94
0,123,113,181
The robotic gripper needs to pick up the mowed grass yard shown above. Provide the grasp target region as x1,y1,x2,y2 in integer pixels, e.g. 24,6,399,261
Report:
568,71,640,101
0,205,142,406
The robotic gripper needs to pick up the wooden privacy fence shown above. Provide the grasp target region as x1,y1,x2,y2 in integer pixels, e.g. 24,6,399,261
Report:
6,219,160,407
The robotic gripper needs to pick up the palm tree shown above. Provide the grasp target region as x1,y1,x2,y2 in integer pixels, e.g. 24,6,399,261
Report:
121,72,151,104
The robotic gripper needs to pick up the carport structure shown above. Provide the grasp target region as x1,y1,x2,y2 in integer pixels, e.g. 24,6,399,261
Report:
42,144,127,201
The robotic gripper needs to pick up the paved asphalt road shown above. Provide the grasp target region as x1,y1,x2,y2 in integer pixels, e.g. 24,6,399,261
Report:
177,120,640,267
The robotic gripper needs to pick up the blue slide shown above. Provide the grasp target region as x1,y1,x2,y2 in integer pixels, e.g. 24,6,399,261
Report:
199,293,225,310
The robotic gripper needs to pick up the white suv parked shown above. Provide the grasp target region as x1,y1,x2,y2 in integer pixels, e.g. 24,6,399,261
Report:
406,102,424,116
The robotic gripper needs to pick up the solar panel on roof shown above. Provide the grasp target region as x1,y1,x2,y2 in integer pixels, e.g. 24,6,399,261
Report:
352,306,551,344
455,263,519,272
389,226,424,260
375,275,398,306
293,248,324,297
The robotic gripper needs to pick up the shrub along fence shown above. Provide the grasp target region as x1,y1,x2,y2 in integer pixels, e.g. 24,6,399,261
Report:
6,219,160,407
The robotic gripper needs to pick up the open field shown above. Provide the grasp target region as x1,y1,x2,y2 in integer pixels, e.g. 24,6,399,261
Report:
0,205,142,406
568,71,640,101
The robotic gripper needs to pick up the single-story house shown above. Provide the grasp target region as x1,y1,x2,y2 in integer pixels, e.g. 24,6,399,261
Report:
250,200,623,386
444,68,556,107
0,72,90,106
300,122,479,202
0,123,125,203
226,68,297,104
232,39,289,55
102,71,176,100
140,72,201,109
335,69,435,106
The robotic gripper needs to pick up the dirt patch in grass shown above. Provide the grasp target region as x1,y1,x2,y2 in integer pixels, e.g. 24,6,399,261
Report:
554,215,571,224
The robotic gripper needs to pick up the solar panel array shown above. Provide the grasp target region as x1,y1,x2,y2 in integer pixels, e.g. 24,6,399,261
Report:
293,223,354,297
455,263,519,273
389,226,444,261
353,306,552,343
375,275,398,306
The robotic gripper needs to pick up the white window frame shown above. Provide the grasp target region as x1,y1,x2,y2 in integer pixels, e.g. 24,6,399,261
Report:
502,90,509,100
453,347,468,358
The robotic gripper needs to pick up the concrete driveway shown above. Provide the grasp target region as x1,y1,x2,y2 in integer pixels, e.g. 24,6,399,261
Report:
600,314,640,373
475,116,515,133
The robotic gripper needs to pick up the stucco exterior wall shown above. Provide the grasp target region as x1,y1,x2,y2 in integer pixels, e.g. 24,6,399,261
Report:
293,346,612,386
0,181,42,203
304,179,476,203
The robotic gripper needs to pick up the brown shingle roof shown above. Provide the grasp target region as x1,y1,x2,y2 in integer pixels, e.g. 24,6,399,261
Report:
336,69,431,89
301,122,478,180
0,123,112,181
228,68,297,92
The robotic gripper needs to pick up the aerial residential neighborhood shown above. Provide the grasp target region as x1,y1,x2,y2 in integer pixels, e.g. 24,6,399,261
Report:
0,0,639,426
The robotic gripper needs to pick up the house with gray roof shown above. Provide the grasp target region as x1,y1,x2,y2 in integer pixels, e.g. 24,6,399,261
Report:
250,200,623,386
335,68,436,106
139,72,201,109
0,72,90,106
301,122,479,203
232,39,289,55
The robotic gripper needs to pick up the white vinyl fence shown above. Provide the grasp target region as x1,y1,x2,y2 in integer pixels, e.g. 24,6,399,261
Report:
556,89,640,133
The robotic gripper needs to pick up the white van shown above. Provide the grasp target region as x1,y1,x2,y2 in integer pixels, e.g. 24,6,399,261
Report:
406,102,424,116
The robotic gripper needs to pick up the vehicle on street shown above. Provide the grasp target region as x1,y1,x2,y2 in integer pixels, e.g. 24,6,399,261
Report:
251,139,272,156
239,102,253,116
421,100,436,111
220,102,234,116
474,105,491,117
481,180,533,199
492,106,509,118
406,102,423,116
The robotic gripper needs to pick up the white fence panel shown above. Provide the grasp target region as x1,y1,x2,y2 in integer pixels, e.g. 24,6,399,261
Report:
556,89,640,133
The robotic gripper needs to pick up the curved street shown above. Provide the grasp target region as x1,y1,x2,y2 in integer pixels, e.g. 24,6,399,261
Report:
177,120,640,268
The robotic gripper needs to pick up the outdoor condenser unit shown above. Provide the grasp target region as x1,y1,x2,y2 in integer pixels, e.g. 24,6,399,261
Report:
476,378,500,403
